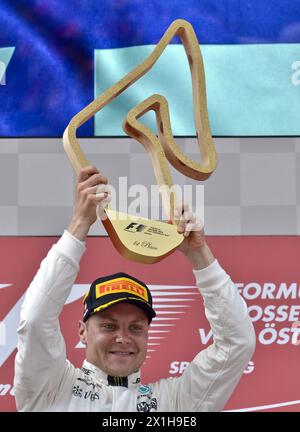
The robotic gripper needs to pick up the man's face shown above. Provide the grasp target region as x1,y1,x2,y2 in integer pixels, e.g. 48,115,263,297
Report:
79,302,149,377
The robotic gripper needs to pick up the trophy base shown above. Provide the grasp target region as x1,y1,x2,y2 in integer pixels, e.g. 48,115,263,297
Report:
101,209,184,264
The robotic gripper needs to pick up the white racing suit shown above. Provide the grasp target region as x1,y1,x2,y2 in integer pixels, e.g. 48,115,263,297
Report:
14,230,255,412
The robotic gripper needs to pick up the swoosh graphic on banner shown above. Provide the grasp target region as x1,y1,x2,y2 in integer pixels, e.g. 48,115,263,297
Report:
0,293,25,366
65,284,90,304
224,399,300,412
0,284,12,290
145,285,198,357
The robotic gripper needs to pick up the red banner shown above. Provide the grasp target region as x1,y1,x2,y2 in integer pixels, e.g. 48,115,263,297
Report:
1,236,300,412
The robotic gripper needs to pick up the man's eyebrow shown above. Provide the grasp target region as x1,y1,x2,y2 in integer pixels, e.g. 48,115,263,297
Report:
130,319,148,324
97,315,147,324
97,315,116,322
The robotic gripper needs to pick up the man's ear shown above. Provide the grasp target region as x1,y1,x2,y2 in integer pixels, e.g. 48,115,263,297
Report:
78,320,88,345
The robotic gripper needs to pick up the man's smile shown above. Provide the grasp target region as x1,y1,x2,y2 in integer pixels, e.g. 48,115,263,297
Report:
109,351,135,356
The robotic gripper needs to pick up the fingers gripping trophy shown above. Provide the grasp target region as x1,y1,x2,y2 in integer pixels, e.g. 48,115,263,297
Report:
63,19,217,264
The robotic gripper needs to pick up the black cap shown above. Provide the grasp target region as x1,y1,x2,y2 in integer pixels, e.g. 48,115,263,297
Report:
83,272,156,323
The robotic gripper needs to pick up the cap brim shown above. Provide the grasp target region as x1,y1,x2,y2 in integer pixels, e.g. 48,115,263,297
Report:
85,297,156,323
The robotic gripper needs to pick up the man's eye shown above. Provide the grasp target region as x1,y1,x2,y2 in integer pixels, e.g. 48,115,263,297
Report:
131,325,143,332
102,323,116,330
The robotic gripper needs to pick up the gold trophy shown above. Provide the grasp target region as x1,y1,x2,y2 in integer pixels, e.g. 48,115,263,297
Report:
63,19,217,264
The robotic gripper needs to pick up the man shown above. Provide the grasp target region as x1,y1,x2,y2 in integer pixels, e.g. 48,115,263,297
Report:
14,166,255,412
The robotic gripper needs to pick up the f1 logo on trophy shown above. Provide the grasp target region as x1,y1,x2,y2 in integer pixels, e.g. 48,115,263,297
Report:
63,19,217,264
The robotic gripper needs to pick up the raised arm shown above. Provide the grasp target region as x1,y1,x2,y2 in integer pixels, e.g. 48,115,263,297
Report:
166,206,256,411
14,167,110,411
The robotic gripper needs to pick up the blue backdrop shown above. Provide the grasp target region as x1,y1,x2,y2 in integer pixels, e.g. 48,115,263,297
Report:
1,0,300,137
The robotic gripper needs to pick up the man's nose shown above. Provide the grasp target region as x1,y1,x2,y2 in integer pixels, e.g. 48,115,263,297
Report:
115,329,131,343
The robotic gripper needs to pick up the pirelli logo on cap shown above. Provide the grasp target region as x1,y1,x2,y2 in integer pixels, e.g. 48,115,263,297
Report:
95,277,149,302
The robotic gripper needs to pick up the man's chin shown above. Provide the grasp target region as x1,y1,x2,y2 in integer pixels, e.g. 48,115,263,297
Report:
105,363,140,377
107,366,136,377
105,354,143,376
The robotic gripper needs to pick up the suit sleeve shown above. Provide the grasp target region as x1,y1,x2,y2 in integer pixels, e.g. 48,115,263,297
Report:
14,231,86,411
168,260,256,412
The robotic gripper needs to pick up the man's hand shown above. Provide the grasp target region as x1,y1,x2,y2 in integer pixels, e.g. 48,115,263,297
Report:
67,166,111,241
174,203,215,270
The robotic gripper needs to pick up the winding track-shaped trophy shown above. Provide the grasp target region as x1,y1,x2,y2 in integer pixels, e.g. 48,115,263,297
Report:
63,19,217,264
